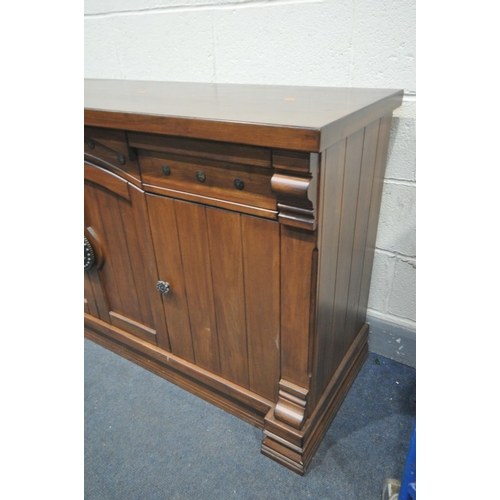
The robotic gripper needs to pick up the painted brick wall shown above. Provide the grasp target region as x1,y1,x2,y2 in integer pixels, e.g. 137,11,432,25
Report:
84,0,416,365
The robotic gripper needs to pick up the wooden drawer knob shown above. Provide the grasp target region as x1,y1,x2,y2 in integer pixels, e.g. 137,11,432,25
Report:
234,178,245,190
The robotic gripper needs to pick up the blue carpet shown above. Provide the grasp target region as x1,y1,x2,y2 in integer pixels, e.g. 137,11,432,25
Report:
85,339,415,499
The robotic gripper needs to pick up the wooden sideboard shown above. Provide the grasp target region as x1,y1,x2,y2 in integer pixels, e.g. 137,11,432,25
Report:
84,79,403,475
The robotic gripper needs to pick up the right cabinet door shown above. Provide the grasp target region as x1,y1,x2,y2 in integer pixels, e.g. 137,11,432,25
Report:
146,194,281,402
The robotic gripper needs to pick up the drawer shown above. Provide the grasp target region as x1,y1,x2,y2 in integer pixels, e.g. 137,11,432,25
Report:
138,150,277,219
84,126,141,186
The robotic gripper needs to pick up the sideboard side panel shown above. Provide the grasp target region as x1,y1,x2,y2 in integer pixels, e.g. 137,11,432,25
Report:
312,115,393,405
356,115,394,332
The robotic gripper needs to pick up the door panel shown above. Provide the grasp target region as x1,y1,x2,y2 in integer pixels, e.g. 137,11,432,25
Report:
84,162,169,348
147,194,280,401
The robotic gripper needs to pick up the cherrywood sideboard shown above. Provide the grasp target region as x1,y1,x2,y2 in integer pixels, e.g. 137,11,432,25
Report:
84,79,403,475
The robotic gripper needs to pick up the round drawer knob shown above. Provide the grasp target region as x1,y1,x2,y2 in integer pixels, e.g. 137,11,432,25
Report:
162,164,171,176
196,171,206,183
234,178,245,190
156,281,170,296
87,139,95,150
117,154,126,165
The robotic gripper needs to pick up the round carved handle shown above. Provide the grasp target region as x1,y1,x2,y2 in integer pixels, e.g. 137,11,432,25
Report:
162,164,171,176
156,281,170,296
196,171,206,183
84,237,95,271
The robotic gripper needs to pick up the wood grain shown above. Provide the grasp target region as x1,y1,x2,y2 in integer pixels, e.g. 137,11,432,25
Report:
85,79,403,151
84,162,130,201
329,128,365,372
127,183,171,351
84,272,98,317
280,226,317,388
84,125,140,184
206,208,249,388
128,132,271,168
85,313,273,428
313,138,347,403
146,194,195,363
138,150,276,211
356,115,394,332
85,171,166,346
173,200,220,374
241,215,280,402
342,120,380,353
141,183,277,220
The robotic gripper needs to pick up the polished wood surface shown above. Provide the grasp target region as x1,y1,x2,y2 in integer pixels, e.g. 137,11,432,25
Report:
84,164,169,348
139,150,276,211
85,79,402,151
84,80,401,475
128,131,271,168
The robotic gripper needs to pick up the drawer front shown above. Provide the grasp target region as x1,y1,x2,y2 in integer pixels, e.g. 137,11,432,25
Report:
84,126,141,186
138,150,277,218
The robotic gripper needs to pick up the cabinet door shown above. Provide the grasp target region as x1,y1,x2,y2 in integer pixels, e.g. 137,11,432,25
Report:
147,195,281,402
84,162,169,349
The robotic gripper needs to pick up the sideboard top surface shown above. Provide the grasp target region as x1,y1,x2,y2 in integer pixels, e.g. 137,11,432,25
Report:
84,79,403,152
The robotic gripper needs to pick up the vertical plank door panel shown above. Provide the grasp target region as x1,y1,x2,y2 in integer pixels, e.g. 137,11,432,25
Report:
93,187,143,323
84,181,122,316
147,194,195,362
84,273,98,317
126,184,171,350
241,215,281,402
206,208,249,388
85,167,166,346
174,200,221,375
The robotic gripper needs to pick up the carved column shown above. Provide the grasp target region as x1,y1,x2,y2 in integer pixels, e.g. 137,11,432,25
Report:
268,150,319,430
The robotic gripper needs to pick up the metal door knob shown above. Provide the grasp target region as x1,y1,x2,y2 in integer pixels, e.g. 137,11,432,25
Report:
156,281,170,296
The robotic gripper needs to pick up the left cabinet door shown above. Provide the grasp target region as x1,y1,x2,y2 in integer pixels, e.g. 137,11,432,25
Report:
84,161,170,349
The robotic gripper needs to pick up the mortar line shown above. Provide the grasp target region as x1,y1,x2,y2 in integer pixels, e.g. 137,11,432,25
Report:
384,178,416,187
84,0,324,18
374,248,416,261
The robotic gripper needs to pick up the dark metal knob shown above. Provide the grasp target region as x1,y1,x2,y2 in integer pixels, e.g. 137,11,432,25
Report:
86,139,95,150
117,154,126,165
196,171,206,183
156,281,170,296
234,178,245,190
162,165,171,176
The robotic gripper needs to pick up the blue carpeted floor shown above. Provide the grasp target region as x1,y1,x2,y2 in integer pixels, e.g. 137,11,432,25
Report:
85,339,415,499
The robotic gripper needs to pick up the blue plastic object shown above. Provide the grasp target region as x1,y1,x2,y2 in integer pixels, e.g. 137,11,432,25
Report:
399,424,416,499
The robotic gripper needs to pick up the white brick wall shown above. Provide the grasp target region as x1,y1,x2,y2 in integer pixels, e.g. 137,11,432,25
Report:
84,0,416,363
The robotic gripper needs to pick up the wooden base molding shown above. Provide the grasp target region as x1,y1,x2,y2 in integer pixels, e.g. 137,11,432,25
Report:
85,314,272,428
86,311,368,475
261,324,369,474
